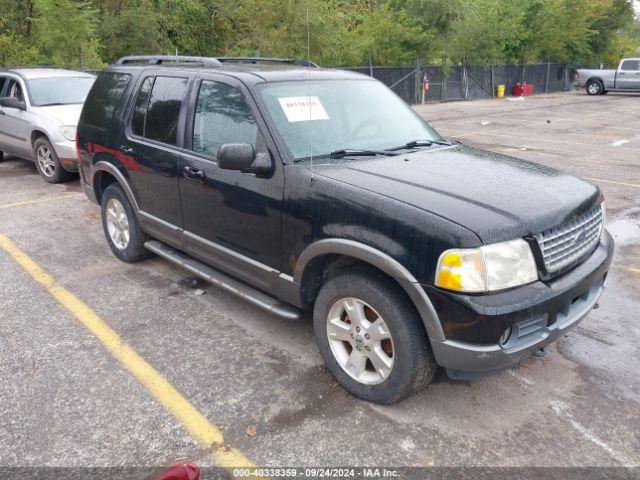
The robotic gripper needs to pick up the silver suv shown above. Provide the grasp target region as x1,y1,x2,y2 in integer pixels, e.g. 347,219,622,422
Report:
0,68,95,183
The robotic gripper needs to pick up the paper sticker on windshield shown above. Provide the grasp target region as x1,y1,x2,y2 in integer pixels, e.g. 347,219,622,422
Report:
278,96,329,123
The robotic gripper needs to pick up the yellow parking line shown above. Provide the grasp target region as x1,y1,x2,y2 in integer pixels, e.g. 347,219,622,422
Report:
582,178,640,189
0,234,257,472
612,264,640,275
0,193,82,210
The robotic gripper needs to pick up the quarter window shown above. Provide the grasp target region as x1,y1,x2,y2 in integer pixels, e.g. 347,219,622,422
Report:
192,81,258,157
81,72,130,130
143,76,188,146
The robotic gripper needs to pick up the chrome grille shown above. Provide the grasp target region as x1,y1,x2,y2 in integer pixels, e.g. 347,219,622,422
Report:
535,204,603,274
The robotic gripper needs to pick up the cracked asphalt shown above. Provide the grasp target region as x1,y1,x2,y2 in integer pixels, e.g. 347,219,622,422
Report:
0,90,638,473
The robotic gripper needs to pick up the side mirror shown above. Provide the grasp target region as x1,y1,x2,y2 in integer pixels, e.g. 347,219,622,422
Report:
0,97,26,110
217,143,271,175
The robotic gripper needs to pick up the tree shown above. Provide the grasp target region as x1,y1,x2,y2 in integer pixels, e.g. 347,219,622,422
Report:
33,0,103,68
99,2,169,63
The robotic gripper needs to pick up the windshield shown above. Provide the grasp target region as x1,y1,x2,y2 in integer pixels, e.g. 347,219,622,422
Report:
259,79,442,160
28,76,95,106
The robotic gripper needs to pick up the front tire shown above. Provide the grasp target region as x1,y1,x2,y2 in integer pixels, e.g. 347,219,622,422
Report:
33,137,74,183
313,270,436,404
586,80,604,95
101,183,151,263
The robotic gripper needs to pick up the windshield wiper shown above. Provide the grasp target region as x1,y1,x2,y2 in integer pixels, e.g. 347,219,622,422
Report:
328,148,399,158
386,139,454,151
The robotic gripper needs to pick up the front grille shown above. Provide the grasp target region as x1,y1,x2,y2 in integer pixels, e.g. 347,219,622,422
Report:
534,203,603,274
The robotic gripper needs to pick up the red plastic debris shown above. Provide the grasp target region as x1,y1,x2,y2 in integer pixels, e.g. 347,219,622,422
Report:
155,463,200,480
513,83,534,96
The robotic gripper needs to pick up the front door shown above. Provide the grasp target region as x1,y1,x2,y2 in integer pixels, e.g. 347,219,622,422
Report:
0,77,31,157
122,74,189,238
179,76,284,290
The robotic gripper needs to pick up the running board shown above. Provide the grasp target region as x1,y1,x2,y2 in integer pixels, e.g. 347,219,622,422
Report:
144,240,302,320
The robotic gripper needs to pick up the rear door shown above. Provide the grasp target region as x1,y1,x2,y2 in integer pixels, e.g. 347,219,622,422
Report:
617,59,640,89
122,73,190,238
178,74,284,290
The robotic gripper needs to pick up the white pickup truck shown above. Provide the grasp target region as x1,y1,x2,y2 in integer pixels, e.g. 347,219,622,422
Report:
575,57,640,95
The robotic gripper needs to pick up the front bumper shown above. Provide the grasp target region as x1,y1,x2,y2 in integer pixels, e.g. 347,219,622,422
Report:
428,230,613,376
52,138,78,172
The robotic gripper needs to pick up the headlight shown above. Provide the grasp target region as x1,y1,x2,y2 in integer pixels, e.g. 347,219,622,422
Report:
59,125,77,141
435,239,538,293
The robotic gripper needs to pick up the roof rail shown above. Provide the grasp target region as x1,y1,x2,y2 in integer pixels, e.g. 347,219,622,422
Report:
217,57,319,68
114,55,222,68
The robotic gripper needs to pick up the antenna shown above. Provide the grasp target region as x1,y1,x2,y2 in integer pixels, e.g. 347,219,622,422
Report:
306,8,314,173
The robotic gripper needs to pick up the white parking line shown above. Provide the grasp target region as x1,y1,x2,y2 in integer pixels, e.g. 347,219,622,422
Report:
550,400,636,467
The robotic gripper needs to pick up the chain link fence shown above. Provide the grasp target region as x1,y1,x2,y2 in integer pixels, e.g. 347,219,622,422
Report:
343,62,576,105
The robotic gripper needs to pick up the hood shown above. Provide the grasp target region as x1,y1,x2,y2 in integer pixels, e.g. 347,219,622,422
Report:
312,144,600,244
33,104,83,126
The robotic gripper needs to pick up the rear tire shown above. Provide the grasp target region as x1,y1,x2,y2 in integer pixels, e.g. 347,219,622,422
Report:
33,137,74,183
101,183,151,263
586,79,604,95
313,269,437,404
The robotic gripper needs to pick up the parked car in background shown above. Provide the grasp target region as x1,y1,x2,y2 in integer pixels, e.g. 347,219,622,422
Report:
77,56,613,404
575,58,640,95
0,68,95,183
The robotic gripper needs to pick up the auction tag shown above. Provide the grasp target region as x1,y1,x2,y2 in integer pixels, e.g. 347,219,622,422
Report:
278,96,329,123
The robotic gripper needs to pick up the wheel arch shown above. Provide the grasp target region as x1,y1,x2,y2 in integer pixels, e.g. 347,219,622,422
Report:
30,129,50,149
93,160,140,217
294,239,445,342
586,77,604,88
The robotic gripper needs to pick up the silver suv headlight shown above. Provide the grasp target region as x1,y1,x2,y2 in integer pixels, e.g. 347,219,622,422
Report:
435,239,538,292
59,125,77,141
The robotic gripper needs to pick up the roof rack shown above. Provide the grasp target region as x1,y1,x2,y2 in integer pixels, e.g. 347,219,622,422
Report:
113,55,319,69
217,57,319,68
114,55,222,68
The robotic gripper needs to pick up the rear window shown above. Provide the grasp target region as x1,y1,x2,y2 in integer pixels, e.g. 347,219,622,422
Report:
81,72,130,130
621,60,640,71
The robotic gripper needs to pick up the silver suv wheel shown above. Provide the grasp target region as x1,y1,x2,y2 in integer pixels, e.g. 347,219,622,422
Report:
326,297,395,385
105,198,130,250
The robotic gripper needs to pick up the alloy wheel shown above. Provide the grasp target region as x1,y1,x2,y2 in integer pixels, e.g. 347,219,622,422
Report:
105,198,130,250
37,145,56,177
326,297,395,385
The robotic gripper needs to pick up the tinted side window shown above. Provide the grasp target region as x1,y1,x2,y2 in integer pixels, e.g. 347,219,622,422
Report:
192,81,258,157
144,76,187,145
621,60,639,70
81,72,130,130
0,77,8,96
132,77,153,137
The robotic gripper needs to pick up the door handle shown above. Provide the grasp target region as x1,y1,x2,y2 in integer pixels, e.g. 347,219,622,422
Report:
183,166,206,181
120,145,135,156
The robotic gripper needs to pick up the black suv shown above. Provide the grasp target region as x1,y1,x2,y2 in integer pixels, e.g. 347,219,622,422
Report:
77,55,613,404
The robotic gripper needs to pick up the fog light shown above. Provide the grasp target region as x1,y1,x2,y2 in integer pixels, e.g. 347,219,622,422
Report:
499,326,513,348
